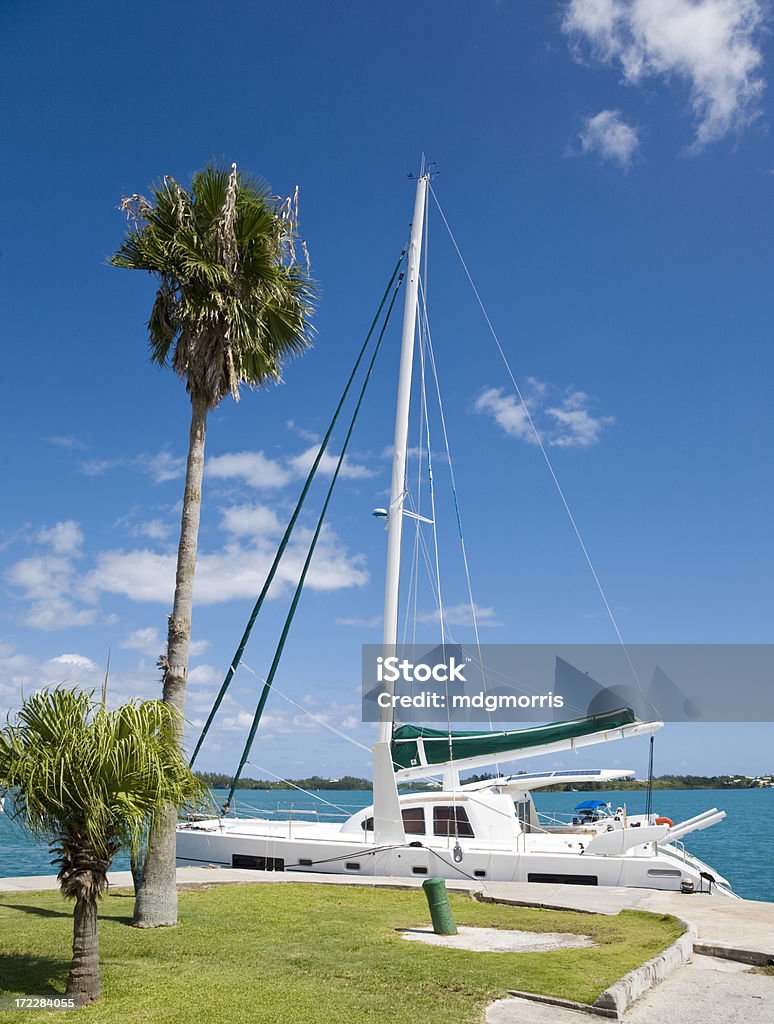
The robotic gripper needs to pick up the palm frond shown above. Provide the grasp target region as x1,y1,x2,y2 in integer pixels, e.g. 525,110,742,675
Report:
0,688,205,882
111,161,316,408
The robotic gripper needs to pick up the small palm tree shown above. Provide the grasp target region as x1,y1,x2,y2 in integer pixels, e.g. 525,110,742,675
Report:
111,163,315,926
0,688,205,1005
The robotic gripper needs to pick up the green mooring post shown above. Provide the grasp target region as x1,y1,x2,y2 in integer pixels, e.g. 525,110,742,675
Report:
422,876,457,935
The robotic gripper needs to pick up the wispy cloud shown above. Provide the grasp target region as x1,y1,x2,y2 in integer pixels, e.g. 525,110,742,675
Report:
418,603,502,628
474,379,614,449
577,109,640,168
286,420,320,443
137,452,184,483
335,615,383,628
563,0,765,149
36,520,84,556
45,435,89,451
120,627,164,658
121,626,209,659
6,521,96,629
208,445,374,490
81,450,185,483
130,519,173,541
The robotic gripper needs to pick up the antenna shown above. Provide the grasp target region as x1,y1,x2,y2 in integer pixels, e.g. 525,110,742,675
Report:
101,646,111,708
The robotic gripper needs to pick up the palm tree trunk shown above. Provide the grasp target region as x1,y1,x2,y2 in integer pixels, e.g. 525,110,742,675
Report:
66,890,100,1004
133,393,208,928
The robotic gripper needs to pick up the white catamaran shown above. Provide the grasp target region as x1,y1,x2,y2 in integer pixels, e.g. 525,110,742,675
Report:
177,173,734,896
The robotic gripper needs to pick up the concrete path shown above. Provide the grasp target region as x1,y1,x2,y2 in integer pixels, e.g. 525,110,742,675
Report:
487,956,774,1023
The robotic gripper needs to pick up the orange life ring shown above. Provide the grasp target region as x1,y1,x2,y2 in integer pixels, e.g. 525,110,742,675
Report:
655,817,674,827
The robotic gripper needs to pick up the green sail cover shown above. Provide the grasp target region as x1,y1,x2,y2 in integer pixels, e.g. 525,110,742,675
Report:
391,708,638,771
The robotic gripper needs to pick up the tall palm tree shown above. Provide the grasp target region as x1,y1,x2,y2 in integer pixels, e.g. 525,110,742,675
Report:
0,689,205,1005
111,163,315,926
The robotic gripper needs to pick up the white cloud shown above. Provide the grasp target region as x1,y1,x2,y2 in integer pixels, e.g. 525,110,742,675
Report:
578,109,640,167
21,598,97,631
7,545,97,630
219,504,284,538
88,525,368,605
287,445,375,480
48,653,97,670
121,627,163,658
475,387,536,444
475,380,613,449
0,642,170,723
206,451,291,489
188,664,221,686
131,519,173,541
37,520,84,556
563,0,765,148
546,390,615,447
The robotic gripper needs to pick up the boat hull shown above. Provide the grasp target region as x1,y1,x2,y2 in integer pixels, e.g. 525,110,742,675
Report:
176,818,734,895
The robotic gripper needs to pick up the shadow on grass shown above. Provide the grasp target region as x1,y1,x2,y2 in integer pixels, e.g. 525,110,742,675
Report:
0,902,70,920
0,954,67,997
0,902,134,926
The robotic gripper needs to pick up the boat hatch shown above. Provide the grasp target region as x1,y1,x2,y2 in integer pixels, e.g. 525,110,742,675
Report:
528,873,598,886
232,854,285,871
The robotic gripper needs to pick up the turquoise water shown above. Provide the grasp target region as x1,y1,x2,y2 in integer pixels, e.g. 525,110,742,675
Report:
2,788,771,901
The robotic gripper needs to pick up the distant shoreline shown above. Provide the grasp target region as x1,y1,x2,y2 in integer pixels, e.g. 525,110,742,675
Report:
196,771,773,792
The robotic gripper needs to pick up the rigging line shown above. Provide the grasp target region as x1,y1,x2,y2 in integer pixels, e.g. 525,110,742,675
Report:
189,249,407,768
406,490,456,643
222,273,406,814
400,393,425,648
419,278,499,764
417,309,458,801
429,183,659,721
418,319,445,646
240,659,372,753
243,761,352,816
410,301,427,649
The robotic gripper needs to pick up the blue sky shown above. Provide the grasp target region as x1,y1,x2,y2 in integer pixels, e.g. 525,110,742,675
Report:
1,1,773,779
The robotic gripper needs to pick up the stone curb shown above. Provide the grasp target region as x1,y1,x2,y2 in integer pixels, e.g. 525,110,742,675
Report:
475,889,697,1019
592,917,697,1019
505,989,617,1018
693,941,774,967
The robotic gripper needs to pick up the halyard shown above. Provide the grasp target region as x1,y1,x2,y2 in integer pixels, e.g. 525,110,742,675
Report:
0,883,683,1023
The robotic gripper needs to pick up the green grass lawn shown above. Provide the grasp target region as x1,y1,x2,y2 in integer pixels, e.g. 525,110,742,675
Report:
0,883,682,1023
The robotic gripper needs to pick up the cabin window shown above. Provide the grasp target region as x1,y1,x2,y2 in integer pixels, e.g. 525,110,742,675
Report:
361,816,374,832
401,807,426,835
433,805,474,838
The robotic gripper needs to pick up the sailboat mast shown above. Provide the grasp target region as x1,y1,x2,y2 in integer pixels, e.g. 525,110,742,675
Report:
378,173,428,745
